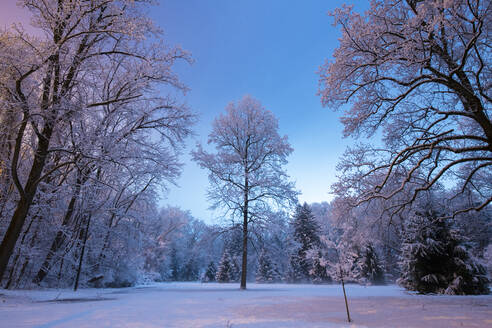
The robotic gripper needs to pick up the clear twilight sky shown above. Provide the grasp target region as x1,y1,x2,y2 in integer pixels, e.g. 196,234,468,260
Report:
1,0,369,223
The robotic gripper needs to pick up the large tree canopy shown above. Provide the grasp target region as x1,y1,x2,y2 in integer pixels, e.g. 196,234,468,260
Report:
0,0,194,285
319,0,492,216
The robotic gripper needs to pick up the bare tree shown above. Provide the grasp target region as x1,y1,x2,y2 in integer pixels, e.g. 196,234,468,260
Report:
192,95,298,289
318,0,492,217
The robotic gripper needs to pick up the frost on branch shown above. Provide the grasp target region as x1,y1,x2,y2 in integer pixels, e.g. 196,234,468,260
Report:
319,0,492,217
192,95,298,289
0,0,194,288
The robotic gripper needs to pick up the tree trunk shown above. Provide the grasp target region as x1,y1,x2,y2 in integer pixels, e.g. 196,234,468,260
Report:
240,170,249,290
0,117,55,282
240,208,248,289
0,10,77,282
74,213,91,291
4,213,38,288
0,198,34,281
341,274,351,323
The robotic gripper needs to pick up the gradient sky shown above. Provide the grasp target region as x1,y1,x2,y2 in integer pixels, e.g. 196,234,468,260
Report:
1,0,369,223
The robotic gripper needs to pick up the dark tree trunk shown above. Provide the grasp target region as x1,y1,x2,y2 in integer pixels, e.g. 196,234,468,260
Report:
240,206,248,290
341,274,351,323
74,213,91,291
0,65,57,282
0,195,38,281
4,213,38,288
240,169,249,290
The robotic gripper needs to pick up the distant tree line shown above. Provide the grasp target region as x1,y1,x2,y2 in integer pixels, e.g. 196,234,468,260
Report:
149,201,489,296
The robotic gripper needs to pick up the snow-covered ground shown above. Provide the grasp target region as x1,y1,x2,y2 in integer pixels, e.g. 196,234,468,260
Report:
1,282,491,328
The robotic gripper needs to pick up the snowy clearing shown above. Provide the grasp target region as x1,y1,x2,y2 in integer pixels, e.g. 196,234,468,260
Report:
1,283,491,328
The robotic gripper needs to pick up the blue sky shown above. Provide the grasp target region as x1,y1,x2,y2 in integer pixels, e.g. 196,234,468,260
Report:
151,0,369,222
1,0,369,223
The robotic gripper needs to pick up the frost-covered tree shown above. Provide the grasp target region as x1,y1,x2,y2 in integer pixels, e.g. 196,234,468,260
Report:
285,253,305,283
358,244,385,285
398,208,489,294
169,246,180,281
251,210,291,280
193,95,298,289
0,0,194,286
256,250,281,283
216,251,233,283
309,249,332,284
321,0,492,218
202,261,217,282
287,203,322,282
484,244,492,279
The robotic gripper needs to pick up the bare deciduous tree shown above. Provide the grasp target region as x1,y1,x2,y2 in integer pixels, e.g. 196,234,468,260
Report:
319,0,492,216
0,0,194,284
192,95,298,289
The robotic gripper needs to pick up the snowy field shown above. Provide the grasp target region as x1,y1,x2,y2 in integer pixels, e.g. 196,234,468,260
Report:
1,282,491,328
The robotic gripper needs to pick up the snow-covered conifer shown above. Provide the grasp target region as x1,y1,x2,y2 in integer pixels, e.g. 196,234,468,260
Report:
398,208,489,294
285,253,303,283
288,203,322,282
309,250,331,284
256,250,281,283
203,262,217,282
358,244,385,285
216,252,233,283
169,247,180,281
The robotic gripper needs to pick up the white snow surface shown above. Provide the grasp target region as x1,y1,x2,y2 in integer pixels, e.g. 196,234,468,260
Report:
0,282,491,327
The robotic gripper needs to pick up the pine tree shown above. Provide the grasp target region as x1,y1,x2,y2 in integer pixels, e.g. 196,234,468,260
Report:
216,251,232,283
398,208,489,295
288,203,322,282
169,246,180,281
203,261,217,282
230,255,241,282
182,258,198,281
256,250,281,283
358,244,384,285
446,234,489,295
285,253,304,283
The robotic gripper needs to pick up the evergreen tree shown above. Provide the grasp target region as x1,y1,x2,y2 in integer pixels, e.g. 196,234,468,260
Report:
310,250,331,284
229,255,241,282
216,251,233,283
358,244,385,285
288,203,322,282
202,261,217,282
285,253,304,283
169,246,180,281
398,208,489,295
181,258,199,281
256,250,281,283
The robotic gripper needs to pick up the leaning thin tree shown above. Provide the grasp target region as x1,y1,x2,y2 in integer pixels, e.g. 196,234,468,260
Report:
318,0,492,217
193,95,298,289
